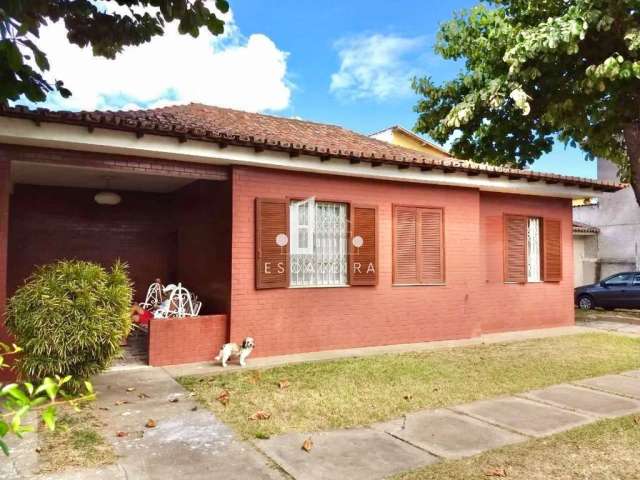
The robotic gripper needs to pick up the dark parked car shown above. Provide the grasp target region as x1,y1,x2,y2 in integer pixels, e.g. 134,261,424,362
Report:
575,272,640,310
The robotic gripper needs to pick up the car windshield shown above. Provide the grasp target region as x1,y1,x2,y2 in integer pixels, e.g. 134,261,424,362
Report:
604,273,633,286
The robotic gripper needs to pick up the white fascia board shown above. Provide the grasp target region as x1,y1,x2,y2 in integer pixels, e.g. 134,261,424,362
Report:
0,117,598,199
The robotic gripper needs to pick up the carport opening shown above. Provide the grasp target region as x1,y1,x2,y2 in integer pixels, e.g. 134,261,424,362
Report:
7,162,231,366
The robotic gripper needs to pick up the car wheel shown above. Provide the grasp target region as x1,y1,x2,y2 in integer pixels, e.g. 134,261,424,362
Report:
577,295,595,310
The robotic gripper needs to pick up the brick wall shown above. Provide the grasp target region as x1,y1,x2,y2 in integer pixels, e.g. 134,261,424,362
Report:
0,144,228,181
230,166,483,357
0,158,10,345
478,191,574,333
229,166,574,358
176,181,232,315
148,314,227,366
8,184,178,302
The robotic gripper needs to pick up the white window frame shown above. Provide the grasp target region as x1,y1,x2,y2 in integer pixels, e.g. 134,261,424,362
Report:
290,197,315,255
289,200,348,287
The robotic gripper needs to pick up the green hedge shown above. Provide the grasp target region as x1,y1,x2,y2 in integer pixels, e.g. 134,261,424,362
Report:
6,260,133,389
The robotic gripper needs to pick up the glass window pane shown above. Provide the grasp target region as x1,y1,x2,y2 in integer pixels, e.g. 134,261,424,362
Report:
605,273,632,286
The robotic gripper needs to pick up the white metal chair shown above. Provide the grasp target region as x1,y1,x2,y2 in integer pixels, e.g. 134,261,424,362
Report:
153,283,201,318
140,280,164,310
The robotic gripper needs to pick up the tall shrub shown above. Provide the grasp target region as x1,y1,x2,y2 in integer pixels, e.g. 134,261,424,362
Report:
6,260,133,389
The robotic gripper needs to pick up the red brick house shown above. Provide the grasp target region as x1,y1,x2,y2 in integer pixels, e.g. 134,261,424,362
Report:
0,104,621,366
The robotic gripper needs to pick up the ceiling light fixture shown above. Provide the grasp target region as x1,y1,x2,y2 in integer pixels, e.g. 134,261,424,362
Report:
94,176,122,206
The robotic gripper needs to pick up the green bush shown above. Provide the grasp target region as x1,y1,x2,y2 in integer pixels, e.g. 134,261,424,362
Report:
6,260,133,389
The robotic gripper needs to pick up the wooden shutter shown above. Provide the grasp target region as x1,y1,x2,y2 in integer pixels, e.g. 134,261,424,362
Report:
543,218,562,282
255,198,289,289
419,208,444,284
393,206,418,284
393,206,444,285
350,205,377,285
504,215,527,283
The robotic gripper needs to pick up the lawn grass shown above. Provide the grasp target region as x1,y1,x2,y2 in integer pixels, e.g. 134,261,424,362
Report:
393,414,640,480
179,332,640,439
37,407,117,473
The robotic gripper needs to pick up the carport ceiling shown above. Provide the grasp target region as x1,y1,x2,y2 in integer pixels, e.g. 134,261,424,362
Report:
11,162,195,193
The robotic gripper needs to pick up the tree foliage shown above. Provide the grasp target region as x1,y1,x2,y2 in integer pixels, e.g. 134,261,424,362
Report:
413,0,640,203
6,260,133,392
0,343,95,456
0,0,230,103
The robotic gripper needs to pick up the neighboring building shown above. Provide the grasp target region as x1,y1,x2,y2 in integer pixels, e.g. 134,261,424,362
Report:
573,158,639,284
572,222,599,287
369,125,451,158
0,104,621,367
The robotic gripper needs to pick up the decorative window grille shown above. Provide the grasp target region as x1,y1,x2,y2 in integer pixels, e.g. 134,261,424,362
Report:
527,217,541,282
290,201,348,287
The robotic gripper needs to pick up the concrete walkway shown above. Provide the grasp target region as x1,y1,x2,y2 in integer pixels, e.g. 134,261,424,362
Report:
256,370,640,480
5,368,285,480
577,319,640,335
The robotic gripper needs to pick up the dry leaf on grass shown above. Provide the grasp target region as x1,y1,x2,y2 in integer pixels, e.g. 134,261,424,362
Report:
403,394,413,401
278,380,290,390
485,467,507,477
249,371,262,384
217,389,230,406
301,437,313,452
249,410,272,421
633,416,640,425
145,419,157,428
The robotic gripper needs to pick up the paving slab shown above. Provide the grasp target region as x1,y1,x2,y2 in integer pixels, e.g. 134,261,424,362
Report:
375,408,526,459
257,428,437,480
521,384,640,417
575,374,640,400
617,325,640,335
452,396,593,437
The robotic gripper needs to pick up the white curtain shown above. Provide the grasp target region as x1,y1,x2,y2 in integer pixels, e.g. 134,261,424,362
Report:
527,218,541,282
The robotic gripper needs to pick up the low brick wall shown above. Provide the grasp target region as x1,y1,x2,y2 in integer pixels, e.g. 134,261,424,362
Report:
148,314,228,366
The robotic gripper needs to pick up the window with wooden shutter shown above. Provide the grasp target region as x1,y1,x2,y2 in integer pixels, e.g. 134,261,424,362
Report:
504,215,528,283
393,206,444,285
255,198,289,289
543,218,562,282
350,205,377,286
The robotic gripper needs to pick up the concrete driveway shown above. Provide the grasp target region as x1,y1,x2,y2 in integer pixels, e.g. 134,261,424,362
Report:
5,367,284,480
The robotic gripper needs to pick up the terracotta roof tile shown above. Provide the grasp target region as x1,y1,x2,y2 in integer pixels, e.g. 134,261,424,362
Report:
573,221,600,233
0,103,623,192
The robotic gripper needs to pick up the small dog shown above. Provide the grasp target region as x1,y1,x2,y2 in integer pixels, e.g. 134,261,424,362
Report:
215,337,255,367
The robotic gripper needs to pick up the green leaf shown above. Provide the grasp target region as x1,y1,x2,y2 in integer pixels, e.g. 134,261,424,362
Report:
2,384,29,404
41,406,56,431
24,382,34,396
0,439,9,456
215,0,230,13
1,40,23,71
